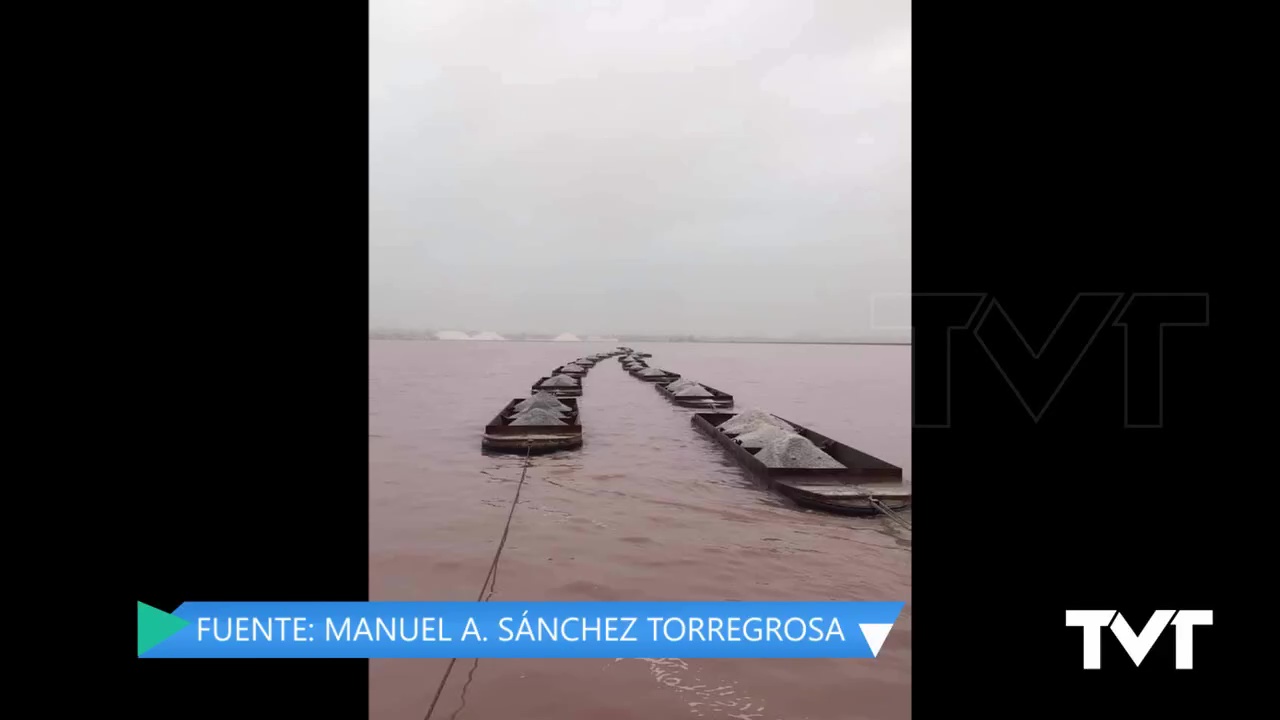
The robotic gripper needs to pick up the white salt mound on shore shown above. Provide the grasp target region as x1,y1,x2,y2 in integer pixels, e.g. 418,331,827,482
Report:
734,423,797,449
513,391,571,413
509,408,568,426
719,408,792,435
540,374,579,387
675,384,711,397
755,434,845,469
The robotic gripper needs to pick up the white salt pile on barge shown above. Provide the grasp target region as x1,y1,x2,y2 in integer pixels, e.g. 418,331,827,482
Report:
755,434,845,469
507,407,568,420
540,374,580,387
512,392,571,413
719,408,793,435
509,408,568,426
665,377,698,391
638,367,668,377
562,363,585,372
675,383,711,397
734,423,797,449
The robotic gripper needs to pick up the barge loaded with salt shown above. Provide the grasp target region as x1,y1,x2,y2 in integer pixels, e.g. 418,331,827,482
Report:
482,394,582,453
631,366,680,383
532,373,582,396
656,377,734,408
692,409,909,516
553,362,589,378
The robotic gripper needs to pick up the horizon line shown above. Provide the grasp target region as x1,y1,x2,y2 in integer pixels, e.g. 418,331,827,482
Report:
368,334,910,347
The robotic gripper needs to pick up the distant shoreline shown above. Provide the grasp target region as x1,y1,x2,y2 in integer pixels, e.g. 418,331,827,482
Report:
368,336,909,347
687,340,909,346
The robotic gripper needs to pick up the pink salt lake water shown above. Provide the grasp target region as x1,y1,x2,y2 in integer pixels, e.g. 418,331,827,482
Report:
369,341,911,720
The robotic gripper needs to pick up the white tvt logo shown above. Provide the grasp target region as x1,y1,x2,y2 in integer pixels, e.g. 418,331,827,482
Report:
1065,610,1212,669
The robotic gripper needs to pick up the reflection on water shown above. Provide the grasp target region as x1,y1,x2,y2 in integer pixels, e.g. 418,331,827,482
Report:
370,341,911,720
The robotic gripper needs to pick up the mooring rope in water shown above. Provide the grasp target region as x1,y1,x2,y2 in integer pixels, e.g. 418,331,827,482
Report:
869,497,911,530
423,443,534,720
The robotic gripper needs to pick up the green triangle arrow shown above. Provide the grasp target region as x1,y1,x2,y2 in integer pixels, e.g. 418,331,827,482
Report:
138,602,190,655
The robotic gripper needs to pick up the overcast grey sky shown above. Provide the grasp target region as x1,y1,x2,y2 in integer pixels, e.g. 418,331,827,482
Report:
370,0,911,338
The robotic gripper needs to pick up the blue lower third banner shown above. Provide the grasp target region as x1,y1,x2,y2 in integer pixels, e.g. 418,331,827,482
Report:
138,601,905,659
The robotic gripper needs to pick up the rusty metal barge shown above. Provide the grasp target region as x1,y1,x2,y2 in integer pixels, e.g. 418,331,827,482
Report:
482,398,582,454
532,376,583,396
691,412,909,516
656,381,734,409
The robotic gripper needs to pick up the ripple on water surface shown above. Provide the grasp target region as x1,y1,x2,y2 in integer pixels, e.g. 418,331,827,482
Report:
370,341,911,720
